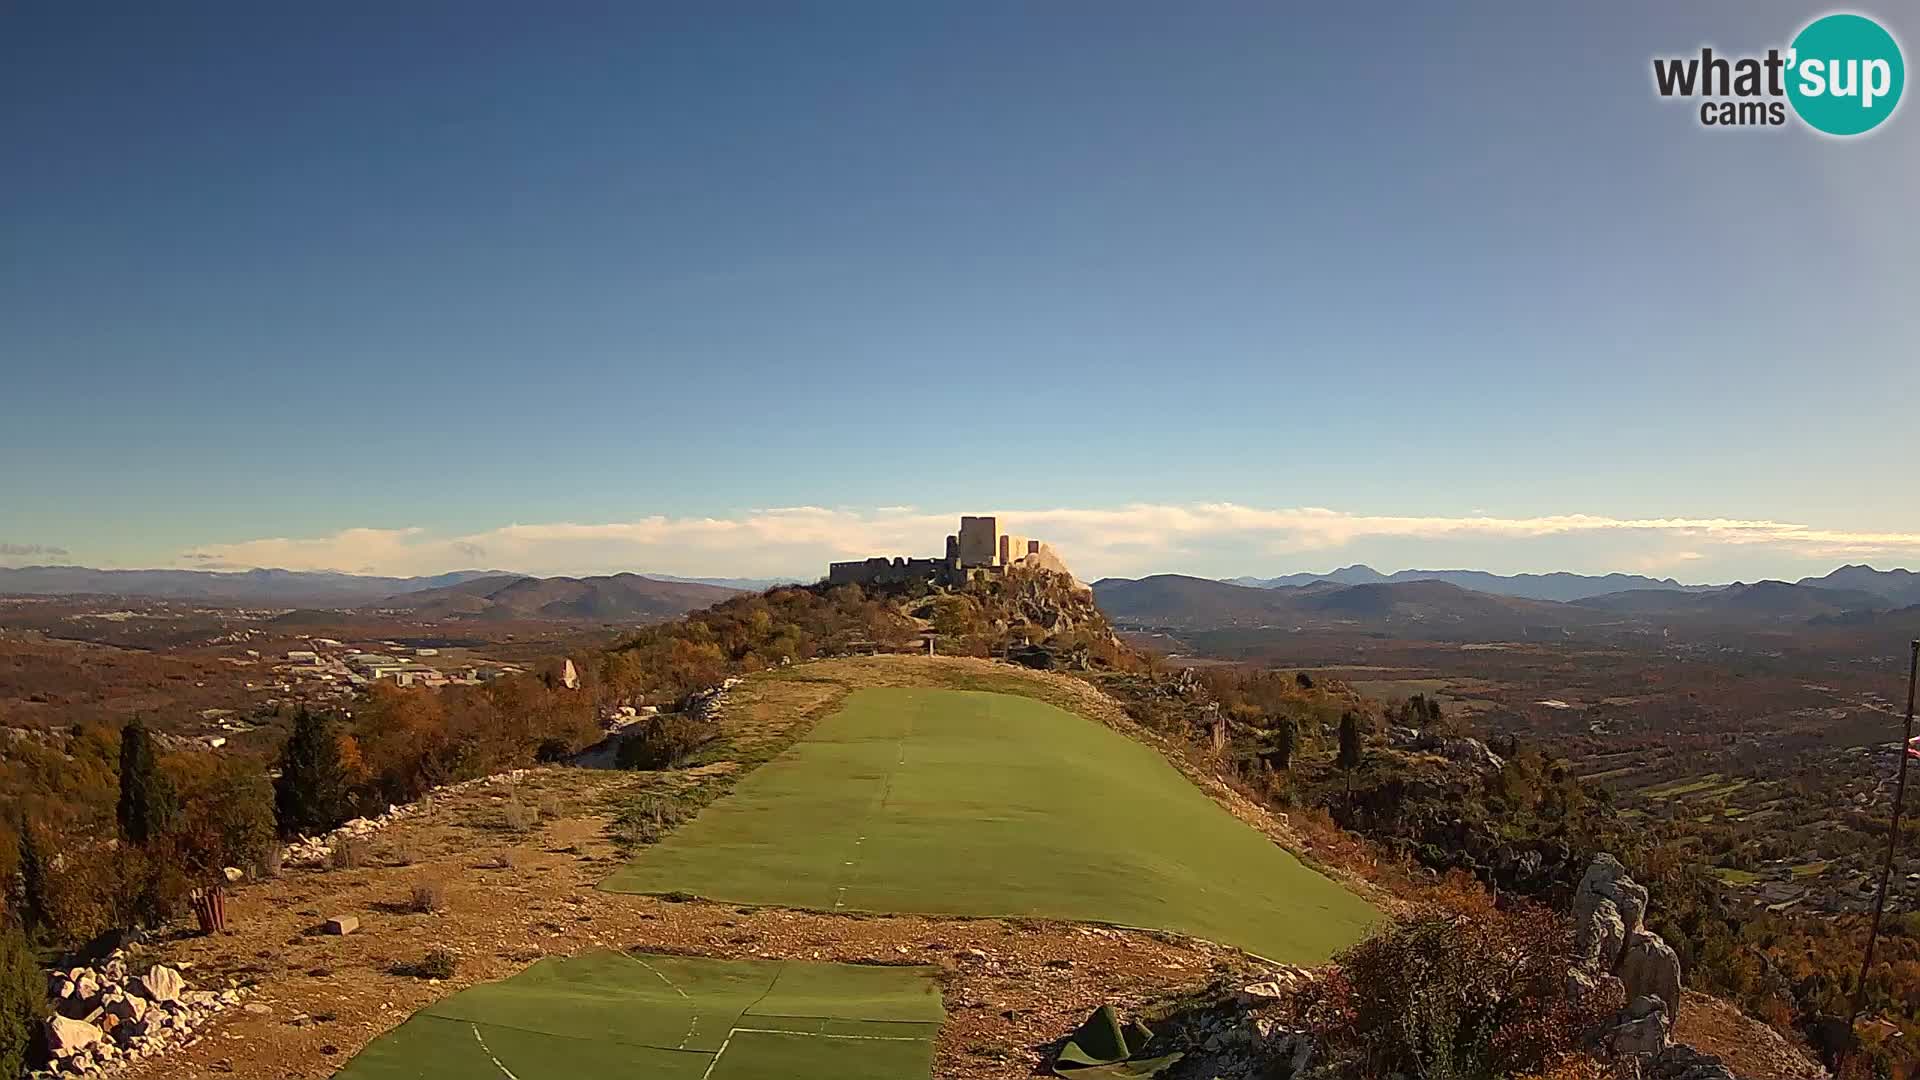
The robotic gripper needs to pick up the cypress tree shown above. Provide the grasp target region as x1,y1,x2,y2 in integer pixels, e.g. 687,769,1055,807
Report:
1273,718,1297,771
1337,711,1363,771
14,816,48,942
0,921,43,1079
117,716,177,846
274,709,353,837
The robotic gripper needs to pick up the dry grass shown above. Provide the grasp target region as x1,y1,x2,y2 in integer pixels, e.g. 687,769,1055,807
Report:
330,838,369,870
409,879,448,914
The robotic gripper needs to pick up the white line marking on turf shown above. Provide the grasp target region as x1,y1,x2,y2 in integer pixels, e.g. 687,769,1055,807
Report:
471,1024,523,1080
701,1023,929,1077
625,953,692,999
730,1027,924,1041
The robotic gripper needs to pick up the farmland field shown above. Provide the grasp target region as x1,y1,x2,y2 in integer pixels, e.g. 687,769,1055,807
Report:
333,951,942,1080
603,687,1378,963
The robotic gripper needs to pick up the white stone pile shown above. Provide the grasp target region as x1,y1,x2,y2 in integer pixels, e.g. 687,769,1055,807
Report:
32,954,249,1077
283,768,535,867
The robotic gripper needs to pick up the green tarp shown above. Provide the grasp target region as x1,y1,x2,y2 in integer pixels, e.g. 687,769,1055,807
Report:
332,951,943,1080
604,688,1379,964
1052,1005,1183,1078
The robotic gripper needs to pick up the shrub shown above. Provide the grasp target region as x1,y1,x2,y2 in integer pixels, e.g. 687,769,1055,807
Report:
534,738,573,764
329,838,368,870
401,948,457,980
0,922,43,1079
612,793,691,848
170,756,277,881
409,880,448,914
501,797,535,835
615,715,712,771
1299,898,1610,1080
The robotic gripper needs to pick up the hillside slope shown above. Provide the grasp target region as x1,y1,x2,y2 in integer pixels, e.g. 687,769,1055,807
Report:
385,572,740,620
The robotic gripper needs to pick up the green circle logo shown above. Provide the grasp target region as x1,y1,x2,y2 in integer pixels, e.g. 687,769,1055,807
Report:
1787,13,1905,135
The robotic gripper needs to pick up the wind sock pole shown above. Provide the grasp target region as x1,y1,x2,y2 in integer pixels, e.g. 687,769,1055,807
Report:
1854,639,1920,1020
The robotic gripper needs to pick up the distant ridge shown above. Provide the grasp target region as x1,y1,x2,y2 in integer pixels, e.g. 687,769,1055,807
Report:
0,565,510,604
1093,573,1604,637
1226,564,1703,602
0,564,751,612
1795,564,1920,607
384,573,739,621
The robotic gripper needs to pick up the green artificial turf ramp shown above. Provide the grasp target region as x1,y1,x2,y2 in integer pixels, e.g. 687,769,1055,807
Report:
603,687,1378,962
331,951,942,1080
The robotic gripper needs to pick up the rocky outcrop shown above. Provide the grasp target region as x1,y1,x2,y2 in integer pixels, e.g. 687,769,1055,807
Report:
1385,724,1505,772
1573,853,1687,1066
1575,854,1649,941
1618,931,1683,1022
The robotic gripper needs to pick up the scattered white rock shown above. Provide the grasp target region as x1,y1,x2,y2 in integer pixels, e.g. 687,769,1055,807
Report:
34,950,249,1079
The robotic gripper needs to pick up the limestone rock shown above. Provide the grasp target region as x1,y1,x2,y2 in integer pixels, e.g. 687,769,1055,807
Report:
1605,996,1670,1056
137,965,185,1004
1618,930,1683,1021
1576,896,1627,972
1648,1043,1739,1080
104,992,148,1024
45,1014,103,1054
1575,854,1649,939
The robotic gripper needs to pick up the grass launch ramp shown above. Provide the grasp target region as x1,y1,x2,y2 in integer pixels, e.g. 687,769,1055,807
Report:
604,687,1378,963
333,951,943,1080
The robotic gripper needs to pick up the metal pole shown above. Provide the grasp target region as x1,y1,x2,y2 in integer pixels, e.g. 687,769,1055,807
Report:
1854,639,1920,1020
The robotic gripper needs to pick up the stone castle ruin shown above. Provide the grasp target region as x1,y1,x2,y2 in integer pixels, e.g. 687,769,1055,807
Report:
827,515,1078,589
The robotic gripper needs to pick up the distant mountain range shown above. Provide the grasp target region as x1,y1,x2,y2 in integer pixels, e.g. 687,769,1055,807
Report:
1100,563,1920,637
1225,564,1701,602
0,564,746,618
1094,575,1606,636
383,573,739,621
1227,563,1920,606
0,565,510,604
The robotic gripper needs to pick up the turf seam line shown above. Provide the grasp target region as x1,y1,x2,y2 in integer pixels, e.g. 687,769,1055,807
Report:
728,1026,926,1042
470,1023,523,1080
623,951,694,1000
425,1015,708,1054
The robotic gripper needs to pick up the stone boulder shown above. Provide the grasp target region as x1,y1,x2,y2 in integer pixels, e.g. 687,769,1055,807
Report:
1605,999,1671,1057
1618,931,1683,1022
45,1014,103,1054
1647,1043,1739,1080
136,964,185,1004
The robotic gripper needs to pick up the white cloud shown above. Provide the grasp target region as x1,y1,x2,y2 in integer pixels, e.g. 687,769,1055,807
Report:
168,504,1920,581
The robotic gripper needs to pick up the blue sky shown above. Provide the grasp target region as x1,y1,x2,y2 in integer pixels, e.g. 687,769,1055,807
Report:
2,2,1915,583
